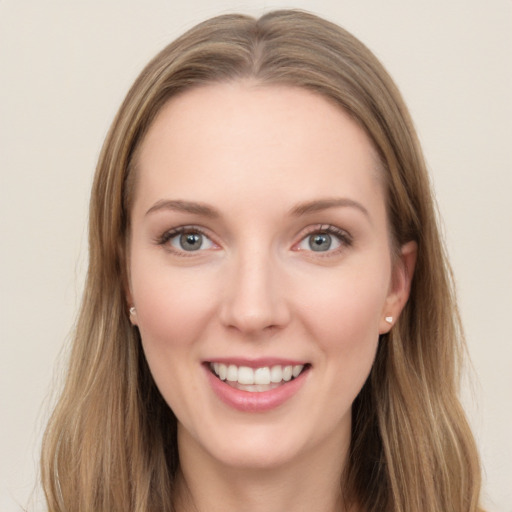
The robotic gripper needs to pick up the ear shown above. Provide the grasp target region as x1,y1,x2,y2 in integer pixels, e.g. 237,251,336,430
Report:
126,284,138,326
123,256,138,326
126,293,138,326
128,305,138,325
379,240,417,334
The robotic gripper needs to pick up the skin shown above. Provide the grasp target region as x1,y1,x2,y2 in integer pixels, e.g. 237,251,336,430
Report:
127,82,416,512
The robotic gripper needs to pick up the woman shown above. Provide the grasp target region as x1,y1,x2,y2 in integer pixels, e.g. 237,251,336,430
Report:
41,10,483,512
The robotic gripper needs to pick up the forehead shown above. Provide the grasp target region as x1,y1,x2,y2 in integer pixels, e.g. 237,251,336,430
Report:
133,82,384,216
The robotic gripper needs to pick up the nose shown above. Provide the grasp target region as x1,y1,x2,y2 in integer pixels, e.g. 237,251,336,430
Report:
219,247,291,336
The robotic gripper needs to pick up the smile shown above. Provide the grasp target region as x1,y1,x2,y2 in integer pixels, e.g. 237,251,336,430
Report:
209,362,306,392
205,360,310,411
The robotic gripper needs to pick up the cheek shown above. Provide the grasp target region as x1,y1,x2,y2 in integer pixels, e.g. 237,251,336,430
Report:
130,256,218,351
130,259,219,414
295,262,389,387
299,264,390,344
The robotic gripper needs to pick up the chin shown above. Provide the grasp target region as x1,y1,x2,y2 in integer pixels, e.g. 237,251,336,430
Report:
178,408,350,474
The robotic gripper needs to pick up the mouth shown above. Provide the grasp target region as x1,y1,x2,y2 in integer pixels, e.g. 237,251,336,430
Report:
208,362,310,393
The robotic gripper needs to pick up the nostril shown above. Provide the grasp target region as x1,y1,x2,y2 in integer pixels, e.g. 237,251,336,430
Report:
218,262,291,333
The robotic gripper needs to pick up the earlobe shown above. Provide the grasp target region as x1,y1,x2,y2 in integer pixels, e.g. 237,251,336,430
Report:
129,306,138,325
125,281,137,326
379,240,417,334
124,258,137,325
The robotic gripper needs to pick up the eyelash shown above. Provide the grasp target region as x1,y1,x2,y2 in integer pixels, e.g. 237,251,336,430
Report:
155,224,352,255
155,226,215,253
296,225,353,254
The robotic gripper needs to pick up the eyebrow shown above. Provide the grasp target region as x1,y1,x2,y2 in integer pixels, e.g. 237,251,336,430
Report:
290,198,370,218
145,199,220,218
145,197,370,220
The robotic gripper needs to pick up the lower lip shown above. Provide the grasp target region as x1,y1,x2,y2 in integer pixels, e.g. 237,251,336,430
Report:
204,365,309,413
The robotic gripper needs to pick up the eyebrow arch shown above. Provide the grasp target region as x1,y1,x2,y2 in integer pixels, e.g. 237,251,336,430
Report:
290,198,370,218
145,199,220,218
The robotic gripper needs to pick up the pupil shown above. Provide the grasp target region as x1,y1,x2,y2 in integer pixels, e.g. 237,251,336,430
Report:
180,232,202,251
309,233,331,251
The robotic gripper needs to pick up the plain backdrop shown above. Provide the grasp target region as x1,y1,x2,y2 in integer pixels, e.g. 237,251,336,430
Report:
1,1,511,511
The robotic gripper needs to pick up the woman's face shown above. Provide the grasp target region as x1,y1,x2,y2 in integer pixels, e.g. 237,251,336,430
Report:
128,83,414,471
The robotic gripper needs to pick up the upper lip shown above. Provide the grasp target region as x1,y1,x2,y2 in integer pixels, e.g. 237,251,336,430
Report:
204,357,309,368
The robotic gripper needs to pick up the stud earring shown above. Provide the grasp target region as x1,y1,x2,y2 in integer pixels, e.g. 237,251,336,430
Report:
385,316,393,324
129,307,136,316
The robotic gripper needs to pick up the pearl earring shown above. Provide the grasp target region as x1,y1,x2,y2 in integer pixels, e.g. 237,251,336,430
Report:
129,307,136,316
385,316,393,324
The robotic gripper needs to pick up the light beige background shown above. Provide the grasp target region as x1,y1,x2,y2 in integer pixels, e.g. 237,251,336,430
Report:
1,1,511,511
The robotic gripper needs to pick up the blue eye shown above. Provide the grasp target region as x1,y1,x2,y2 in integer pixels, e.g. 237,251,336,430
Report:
308,233,337,252
161,228,215,252
296,227,350,253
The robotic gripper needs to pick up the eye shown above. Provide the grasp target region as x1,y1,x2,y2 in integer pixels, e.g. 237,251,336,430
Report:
306,232,339,252
159,227,216,253
299,232,341,252
295,226,351,253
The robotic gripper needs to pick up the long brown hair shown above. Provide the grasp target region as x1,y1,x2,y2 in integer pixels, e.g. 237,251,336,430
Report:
41,10,483,512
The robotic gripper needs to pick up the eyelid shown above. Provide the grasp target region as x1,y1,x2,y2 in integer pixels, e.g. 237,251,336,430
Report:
154,223,352,255
292,224,353,253
155,225,220,254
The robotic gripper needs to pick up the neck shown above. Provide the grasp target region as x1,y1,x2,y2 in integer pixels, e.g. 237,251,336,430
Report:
174,428,353,512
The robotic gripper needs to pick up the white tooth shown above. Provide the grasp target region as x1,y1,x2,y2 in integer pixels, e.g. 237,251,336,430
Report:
241,384,273,392
292,365,304,378
226,364,238,382
218,363,227,381
270,365,283,383
213,362,219,374
254,367,271,385
237,366,254,385
282,365,293,381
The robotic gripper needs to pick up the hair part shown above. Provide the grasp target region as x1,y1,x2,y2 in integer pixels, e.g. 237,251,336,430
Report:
41,10,483,512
